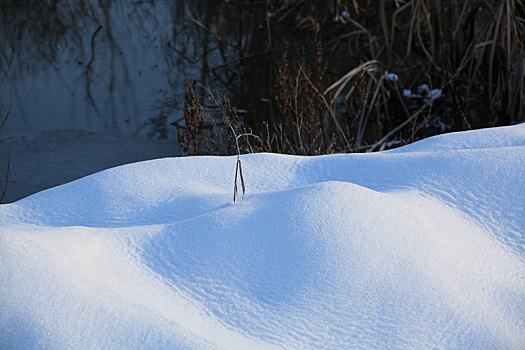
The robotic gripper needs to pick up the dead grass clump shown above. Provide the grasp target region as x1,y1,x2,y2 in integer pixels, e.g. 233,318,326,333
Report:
174,79,221,156
275,47,331,155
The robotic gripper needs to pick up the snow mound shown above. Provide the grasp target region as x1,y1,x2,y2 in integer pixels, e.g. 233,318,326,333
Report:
1,124,524,349
386,123,525,153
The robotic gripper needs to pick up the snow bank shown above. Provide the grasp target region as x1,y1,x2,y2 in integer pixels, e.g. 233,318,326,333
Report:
1,124,524,349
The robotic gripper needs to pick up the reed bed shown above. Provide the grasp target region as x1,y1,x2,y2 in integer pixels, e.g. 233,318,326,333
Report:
176,0,524,154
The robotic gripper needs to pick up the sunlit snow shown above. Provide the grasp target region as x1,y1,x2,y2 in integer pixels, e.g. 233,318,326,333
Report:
1,124,524,349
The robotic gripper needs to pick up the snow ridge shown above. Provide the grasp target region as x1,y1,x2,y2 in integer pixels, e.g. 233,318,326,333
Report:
1,124,524,349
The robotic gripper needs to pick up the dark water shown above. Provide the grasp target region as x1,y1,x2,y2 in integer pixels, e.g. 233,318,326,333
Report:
0,0,221,137
0,0,229,202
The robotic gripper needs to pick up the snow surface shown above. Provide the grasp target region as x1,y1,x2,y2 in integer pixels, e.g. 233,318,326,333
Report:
1,124,524,349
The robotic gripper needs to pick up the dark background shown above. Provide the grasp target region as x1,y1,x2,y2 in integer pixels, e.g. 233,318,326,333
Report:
1,0,524,202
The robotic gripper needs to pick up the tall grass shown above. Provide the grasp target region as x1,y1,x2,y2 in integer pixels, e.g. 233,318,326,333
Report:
180,0,524,153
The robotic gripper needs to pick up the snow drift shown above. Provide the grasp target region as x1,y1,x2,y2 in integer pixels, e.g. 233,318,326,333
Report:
1,124,524,349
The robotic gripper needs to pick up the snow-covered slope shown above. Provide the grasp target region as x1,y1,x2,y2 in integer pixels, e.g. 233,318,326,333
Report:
1,124,524,349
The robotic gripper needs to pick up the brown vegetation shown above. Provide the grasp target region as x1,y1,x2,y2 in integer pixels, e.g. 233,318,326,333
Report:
177,0,524,154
